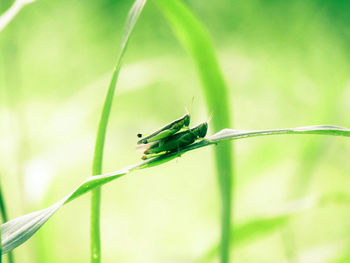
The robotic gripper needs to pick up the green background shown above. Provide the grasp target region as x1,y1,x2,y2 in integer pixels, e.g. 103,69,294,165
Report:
1,0,350,262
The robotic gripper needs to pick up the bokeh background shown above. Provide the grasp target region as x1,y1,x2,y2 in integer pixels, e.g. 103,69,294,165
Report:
1,0,350,262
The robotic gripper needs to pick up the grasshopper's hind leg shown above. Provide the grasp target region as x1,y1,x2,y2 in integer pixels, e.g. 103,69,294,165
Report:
141,151,168,160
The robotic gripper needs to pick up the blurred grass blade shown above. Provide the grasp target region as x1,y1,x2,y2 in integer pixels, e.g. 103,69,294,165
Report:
0,0,35,32
199,194,347,263
199,215,290,263
0,214,2,262
0,183,8,224
0,183,14,263
2,124,350,255
90,0,146,262
330,251,350,263
154,1,233,262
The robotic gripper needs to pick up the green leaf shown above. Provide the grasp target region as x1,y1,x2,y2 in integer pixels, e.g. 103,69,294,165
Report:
0,182,14,263
178,125,350,155
199,194,350,263
0,183,8,224
1,168,128,255
154,1,233,262
2,201,64,255
2,124,349,255
209,125,350,141
199,216,290,263
90,0,146,262
330,251,350,263
0,0,35,32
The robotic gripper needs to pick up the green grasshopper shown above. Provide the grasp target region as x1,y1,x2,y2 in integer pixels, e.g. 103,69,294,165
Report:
137,113,190,144
140,121,208,160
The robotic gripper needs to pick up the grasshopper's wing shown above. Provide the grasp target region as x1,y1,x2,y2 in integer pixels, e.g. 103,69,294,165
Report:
137,114,190,144
140,124,191,144
137,129,173,144
144,129,178,143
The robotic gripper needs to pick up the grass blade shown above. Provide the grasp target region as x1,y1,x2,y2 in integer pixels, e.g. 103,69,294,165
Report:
154,1,233,262
199,215,291,263
0,0,35,32
200,193,350,263
1,202,63,255
1,168,128,255
90,0,146,262
209,125,350,141
168,125,350,157
0,181,14,263
0,205,1,263
0,183,8,224
2,124,349,255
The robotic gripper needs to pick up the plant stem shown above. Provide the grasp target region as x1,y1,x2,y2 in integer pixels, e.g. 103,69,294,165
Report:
90,70,118,263
215,143,232,263
90,1,146,262
90,188,101,262
154,0,233,262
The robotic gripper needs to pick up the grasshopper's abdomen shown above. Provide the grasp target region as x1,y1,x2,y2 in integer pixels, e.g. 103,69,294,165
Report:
144,132,196,155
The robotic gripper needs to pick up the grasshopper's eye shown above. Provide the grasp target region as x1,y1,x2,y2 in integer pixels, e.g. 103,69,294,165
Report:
137,133,143,138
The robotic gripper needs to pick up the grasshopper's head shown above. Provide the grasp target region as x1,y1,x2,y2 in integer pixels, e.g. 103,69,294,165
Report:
192,122,208,138
183,114,190,127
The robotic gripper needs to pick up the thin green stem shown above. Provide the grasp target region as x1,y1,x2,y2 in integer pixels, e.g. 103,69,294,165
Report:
90,1,146,262
90,70,119,263
90,188,101,262
215,143,232,263
154,1,233,262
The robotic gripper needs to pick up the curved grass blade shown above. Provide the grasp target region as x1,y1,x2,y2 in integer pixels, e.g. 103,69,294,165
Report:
90,0,146,262
1,168,129,255
0,0,35,32
2,201,63,256
1,125,349,255
154,1,233,262
209,125,350,141
0,182,14,263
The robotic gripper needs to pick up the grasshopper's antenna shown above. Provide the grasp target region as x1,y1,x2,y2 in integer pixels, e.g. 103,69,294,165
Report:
184,97,194,115
189,96,194,113
207,110,214,123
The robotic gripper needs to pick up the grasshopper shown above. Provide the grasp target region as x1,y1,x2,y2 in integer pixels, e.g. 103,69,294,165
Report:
141,121,208,160
137,113,190,144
